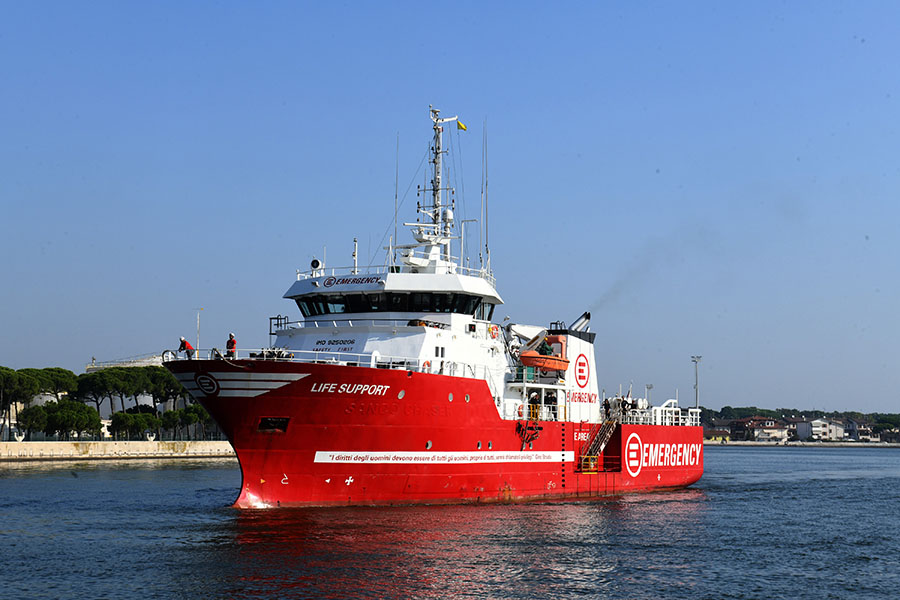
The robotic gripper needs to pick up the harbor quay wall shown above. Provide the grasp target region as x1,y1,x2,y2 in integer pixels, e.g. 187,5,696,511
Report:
0,441,235,462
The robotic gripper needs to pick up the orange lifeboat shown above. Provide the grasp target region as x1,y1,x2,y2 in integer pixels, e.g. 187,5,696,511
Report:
519,351,570,371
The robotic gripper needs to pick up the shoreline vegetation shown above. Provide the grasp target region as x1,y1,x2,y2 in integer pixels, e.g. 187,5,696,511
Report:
1,365,219,443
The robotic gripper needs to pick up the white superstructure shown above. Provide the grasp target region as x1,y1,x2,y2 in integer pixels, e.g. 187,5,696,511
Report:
270,106,608,425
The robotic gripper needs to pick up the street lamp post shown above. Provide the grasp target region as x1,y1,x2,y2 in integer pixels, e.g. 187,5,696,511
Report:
691,355,702,409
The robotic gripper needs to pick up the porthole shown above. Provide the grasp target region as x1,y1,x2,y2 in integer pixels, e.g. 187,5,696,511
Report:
398,390,406,399
529,442,533,450
465,394,470,403
477,441,482,449
426,440,433,450
449,393,453,402
488,441,493,449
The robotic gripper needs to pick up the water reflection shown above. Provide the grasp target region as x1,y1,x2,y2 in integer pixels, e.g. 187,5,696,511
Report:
195,491,709,600
7,450,899,599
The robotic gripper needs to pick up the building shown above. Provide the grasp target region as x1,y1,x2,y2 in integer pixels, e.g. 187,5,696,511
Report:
843,418,879,442
796,418,845,441
85,353,163,373
781,417,806,440
880,429,900,443
704,427,730,442
752,424,789,443
730,416,777,441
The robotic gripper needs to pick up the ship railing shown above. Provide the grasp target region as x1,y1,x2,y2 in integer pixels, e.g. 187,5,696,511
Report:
165,348,505,384
509,366,568,384
579,455,600,473
501,402,563,422
164,347,398,366
621,404,702,427
295,261,496,287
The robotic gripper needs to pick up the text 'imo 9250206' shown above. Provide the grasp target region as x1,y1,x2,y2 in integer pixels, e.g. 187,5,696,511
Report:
164,107,703,508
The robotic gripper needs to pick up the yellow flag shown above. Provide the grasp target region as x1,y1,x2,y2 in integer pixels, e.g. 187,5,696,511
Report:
457,120,467,131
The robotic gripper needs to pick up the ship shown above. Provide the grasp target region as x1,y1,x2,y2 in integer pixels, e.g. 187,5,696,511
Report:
164,107,704,508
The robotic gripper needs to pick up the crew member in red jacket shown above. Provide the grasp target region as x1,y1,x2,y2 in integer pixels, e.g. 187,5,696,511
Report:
178,336,194,360
225,332,237,358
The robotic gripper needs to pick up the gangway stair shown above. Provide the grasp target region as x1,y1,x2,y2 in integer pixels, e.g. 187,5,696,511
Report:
577,411,620,472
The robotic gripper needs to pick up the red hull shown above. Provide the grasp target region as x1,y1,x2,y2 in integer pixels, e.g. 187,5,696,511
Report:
168,360,703,507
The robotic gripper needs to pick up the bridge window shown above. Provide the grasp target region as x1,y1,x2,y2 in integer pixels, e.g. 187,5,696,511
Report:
295,292,483,317
475,302,495,321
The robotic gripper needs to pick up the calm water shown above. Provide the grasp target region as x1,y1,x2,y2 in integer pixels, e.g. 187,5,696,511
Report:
1,447,898,599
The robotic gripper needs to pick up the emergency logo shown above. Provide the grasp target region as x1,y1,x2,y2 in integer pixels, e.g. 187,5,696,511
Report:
625,433,643,477
624,432,703,478
194,373,220,396
323,275,381,287
575,354,590,388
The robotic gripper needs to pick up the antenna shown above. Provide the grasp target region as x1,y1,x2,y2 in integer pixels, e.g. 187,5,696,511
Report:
484,118,490,272
394,132,399,265
479,119,486,270
461,218,476,268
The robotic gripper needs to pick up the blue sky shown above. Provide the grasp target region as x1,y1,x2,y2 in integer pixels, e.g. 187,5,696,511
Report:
2,1,898,413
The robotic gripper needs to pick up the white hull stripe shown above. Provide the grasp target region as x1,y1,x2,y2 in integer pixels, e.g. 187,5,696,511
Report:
314,450,575,465
174,372,309,398
181,389,270,398
181,380,299,391
209,372,309,382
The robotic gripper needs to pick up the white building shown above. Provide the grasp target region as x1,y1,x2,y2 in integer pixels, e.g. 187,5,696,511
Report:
753,425,789,443
796,418,845,441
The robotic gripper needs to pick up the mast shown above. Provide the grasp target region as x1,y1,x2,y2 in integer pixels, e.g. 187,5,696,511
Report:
398,107,470,276
428,106,457,262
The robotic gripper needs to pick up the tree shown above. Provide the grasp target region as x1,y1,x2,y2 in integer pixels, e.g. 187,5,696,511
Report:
17,405,47,440
162,409,182,440
180,406,199,440
74,371,111,416
75,402,102,439
1,369,41,439
0,366,15,440
43,399,101,440
40,368,77,401
143,366,186,412
105,368,136,413
134,413,162,439
126,404,162,439
125,368,150,411
16,368,52,402
109,412,133,440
